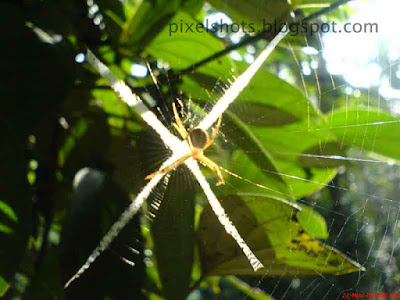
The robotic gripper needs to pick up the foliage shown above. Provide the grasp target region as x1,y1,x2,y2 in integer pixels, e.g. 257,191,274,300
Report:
1,0,399,299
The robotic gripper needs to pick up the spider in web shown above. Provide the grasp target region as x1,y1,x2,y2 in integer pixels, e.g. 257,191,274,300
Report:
145,102,224,186
65,28,287,288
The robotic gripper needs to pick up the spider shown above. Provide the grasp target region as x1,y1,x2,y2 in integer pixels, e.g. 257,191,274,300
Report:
145,102,224,186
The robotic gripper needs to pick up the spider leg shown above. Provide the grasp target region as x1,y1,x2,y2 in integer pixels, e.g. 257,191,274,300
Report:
198,153,224,186
204,114,222,149
172,101,188,140
145,152,192,180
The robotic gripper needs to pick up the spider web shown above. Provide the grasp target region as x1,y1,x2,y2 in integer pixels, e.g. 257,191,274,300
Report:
66,1,400,299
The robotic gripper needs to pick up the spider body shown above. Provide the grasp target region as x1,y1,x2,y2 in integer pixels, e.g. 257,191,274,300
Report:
146,102,224,186
189,128,208,149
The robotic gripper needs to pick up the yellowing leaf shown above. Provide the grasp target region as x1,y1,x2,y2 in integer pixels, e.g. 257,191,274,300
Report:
197,194,363,276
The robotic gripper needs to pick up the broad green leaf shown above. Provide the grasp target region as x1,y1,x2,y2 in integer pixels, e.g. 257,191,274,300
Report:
229,102,299,126
146,11,234,77
197,194,362,276
222,111,289,195
328,108,400,160
251,119,335,160
275,159,337,199
221,150,292,200
150,171,195,300
233,68,321,119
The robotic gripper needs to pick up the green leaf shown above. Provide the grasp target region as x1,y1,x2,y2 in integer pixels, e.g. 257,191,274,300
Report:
229,102,299,127
275,159,337,199
328,108,400,160
235,67,321,117
298,141,347,168
220,150,291,199
296,205,328,239
0,201,18,223
92,87,131,127
218,143,337,200
251,119,332,160
197,194,362,276
223,111,289,195
0,224,13,235
150,168,195,300
0,276,10,297
146,11,234,77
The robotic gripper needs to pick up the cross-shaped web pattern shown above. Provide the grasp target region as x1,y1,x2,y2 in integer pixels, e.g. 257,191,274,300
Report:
64,26,289,289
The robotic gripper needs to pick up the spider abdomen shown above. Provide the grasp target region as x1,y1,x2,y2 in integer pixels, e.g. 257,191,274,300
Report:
189,128,208,149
